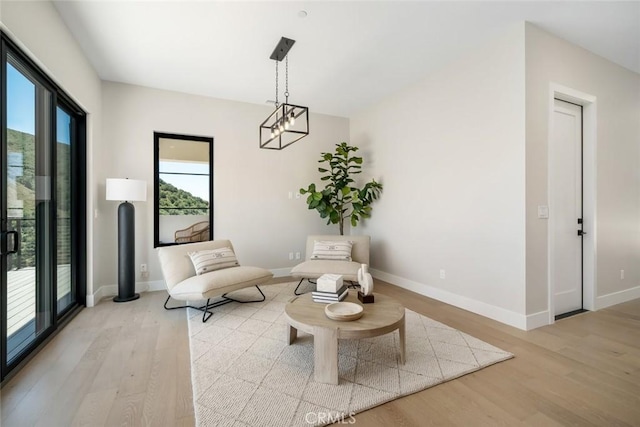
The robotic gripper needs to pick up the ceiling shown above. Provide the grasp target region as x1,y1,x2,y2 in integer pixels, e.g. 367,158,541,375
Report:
52,1,640,118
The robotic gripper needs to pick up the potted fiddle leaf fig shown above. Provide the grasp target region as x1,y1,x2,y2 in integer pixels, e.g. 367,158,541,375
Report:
300,142,383,235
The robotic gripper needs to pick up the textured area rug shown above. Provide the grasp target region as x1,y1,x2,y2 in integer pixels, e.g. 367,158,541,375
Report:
187,282,512,427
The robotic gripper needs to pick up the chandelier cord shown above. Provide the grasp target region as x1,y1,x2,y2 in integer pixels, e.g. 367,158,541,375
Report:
274,60,279,108
285,55,290,104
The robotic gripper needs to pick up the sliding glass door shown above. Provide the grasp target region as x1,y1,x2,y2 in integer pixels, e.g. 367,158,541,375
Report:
55,106,76,315
1,33,86,382
3,55,54,364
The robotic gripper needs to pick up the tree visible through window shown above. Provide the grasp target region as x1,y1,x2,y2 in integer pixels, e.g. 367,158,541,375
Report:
158,161,209,215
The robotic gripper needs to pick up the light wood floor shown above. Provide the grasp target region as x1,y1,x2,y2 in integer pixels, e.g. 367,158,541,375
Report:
1,279,639,426
7,265,71,335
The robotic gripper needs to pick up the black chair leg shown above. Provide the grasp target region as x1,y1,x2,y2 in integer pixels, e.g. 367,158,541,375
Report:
222,285,266,303
294,279,306,295
294,279,318,295
202,299,212,322
164,295,214,322
163,285,266,323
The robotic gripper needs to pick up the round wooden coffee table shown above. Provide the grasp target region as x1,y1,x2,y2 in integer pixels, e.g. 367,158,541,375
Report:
285,290,405,385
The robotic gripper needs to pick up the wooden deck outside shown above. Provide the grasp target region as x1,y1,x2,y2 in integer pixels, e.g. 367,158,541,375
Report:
6,265,71,336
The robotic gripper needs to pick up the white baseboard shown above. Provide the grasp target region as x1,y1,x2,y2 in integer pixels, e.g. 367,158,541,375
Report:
146,280,167,292
370,268,532,331
595,285,640,310
86,280,166,307
526,310,551,330
86,286,107,307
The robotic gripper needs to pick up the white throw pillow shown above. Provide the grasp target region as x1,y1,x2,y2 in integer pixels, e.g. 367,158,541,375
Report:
310,240,353,261
188,247,239,275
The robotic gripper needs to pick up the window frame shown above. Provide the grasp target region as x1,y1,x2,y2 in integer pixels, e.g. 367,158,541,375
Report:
153,132,214,248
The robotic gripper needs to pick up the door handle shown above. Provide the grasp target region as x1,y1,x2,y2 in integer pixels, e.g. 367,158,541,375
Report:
6,230,20,254
577,230,587,236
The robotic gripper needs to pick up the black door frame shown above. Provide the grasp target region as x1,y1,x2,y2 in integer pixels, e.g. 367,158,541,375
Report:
0,32,87,383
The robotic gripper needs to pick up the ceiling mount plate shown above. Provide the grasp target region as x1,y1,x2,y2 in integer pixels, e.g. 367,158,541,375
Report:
270,37,296,61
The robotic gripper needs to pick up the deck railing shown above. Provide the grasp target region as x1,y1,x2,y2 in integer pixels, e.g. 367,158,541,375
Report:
7,217,70,270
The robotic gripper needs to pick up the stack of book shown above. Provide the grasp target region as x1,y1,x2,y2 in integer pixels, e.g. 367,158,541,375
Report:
312,285,348,303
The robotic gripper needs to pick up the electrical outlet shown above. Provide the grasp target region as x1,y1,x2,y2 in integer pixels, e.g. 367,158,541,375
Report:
141,271,149,279
140,263,147,272
288,191,293,199
295,252,301,260
289,252,294,260
439,269,446,279
620,269,625,280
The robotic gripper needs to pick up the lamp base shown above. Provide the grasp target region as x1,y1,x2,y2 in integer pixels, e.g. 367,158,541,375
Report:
114,201,139,304
113,293,140,303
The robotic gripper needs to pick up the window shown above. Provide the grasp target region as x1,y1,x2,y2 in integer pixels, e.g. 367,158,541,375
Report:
154,132,213,247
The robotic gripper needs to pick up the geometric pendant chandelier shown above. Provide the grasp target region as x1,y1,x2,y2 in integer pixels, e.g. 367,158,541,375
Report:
259,37,309,150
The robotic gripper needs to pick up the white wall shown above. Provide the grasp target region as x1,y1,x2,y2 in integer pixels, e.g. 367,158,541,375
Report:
525,23,640,314
350,24,527,327
0,0,102,299
97,82,349,296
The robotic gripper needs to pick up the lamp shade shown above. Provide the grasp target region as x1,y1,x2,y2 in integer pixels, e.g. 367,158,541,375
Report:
106,178,147,202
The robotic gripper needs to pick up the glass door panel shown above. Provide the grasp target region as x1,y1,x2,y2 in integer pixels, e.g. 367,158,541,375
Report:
4,58,53,364
56,107,74,314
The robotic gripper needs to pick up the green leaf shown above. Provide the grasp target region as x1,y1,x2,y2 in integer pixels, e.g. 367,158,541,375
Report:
300,142,382,231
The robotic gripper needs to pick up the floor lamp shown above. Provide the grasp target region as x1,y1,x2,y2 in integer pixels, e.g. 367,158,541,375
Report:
106,178,147,303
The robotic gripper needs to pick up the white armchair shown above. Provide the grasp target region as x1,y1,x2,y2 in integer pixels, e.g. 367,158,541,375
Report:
156,239,273,321
290,235,370,295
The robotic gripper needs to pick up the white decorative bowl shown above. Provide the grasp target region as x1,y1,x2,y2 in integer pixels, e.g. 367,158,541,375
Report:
325,302,364,321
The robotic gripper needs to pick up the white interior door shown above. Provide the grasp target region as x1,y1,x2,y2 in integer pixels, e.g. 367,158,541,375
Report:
550,99,583,316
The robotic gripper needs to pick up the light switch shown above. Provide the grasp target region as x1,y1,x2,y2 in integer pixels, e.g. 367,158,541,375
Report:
537,205,549,219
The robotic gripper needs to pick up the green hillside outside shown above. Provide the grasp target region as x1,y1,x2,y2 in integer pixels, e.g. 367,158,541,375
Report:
7,128,71,269
159,178,209,215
